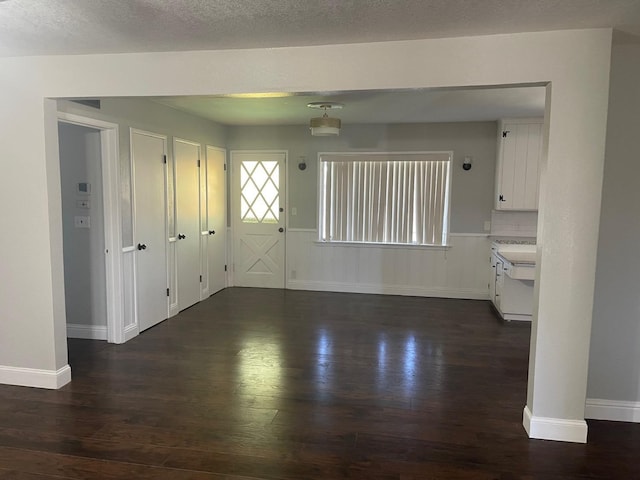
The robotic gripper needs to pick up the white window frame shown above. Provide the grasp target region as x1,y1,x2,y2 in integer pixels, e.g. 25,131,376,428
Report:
317,151,453,248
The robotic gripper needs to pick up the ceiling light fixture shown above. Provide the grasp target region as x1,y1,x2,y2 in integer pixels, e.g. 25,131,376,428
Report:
308,102,343,136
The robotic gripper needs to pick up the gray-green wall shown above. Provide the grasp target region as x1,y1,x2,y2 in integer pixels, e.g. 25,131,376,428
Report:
58,123,106,328
588,42,640,404
58,98,227,247
227,122,497,232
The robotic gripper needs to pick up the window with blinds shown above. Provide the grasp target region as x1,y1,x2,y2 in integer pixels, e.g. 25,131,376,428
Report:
319,152,452,246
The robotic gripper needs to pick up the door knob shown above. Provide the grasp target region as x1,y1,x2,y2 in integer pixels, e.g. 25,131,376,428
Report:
137,243,147,250
209,230,215,235
178,234,186,240
278,227,284,233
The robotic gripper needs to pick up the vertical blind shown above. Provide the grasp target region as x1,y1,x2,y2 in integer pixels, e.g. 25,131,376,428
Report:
319,152,451,245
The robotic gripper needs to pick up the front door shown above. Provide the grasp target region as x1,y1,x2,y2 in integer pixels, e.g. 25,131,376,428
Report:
232,151,286,288
132,130,168,332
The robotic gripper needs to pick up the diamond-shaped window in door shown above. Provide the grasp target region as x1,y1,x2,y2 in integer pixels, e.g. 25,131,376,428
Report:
240,160,279,224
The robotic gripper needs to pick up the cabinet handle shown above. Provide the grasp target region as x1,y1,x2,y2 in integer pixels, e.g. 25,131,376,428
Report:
499,194,506,202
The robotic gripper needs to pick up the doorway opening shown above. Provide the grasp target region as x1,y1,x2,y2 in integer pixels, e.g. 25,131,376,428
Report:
57,113,125,344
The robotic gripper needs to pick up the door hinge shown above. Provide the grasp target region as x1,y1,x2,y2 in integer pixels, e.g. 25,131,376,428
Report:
224,265,227,272
502,130,510,138
166,288,170,297
163,154,167,164
224,164,227,171
197,159,201,167
199,275,202,282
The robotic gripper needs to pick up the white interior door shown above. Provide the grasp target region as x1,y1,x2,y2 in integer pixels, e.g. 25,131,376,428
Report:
204,146,227,296
232,151,286,288
132,130,168,332
175,139,202,311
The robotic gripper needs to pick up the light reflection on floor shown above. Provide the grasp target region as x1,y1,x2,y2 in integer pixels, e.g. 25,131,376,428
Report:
237,336,283,397
403,334,418,395
376,333,387,391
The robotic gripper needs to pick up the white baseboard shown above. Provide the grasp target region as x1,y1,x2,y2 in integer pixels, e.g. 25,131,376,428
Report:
287,279,489,300
523,405,588,443
66,323,107,340
123,323,139,342
585,398,640,423
502,313,532,322
0,364,71,389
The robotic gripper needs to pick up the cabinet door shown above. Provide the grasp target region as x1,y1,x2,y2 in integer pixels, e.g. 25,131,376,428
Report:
489,251,497,305
494,259,504,311
497,122,543,210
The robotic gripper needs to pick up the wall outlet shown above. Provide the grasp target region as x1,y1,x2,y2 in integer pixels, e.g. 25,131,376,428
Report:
484,221,491,232
74,216,90,228
291,207,297,216
76,199,91,209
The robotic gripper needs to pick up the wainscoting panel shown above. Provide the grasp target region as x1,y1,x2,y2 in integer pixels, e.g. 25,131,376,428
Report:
286,230,490,299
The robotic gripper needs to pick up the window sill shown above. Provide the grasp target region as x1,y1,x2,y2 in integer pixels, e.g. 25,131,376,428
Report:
313,240,451,250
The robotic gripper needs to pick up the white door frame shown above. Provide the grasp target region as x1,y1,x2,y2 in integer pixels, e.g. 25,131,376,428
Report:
230,150,288,287
57,112,125,343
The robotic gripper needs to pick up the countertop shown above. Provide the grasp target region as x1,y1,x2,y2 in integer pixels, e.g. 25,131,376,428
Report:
497,251,536,266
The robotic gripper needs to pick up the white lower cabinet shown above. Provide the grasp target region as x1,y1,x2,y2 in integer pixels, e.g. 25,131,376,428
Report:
490,245,534,321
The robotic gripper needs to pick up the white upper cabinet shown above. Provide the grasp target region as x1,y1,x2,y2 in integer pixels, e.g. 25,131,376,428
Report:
495,118,544,210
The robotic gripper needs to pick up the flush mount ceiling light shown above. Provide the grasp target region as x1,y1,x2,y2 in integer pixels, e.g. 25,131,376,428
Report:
308,102,343,136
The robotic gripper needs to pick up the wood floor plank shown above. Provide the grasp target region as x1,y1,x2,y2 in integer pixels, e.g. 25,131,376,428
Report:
0,288,639,479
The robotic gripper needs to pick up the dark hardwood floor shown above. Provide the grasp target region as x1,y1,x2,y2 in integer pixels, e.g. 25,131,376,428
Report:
1,288,639,479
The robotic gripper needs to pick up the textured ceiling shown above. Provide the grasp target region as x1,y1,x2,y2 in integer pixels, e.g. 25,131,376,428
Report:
1,0,639,57
4,0,632,125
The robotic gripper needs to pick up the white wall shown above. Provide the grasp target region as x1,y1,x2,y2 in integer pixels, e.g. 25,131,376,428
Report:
491,211,538,237
58,123,107,336
0,29,612,441
586,42,640,421
287,231,489,298
227,122,497,233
